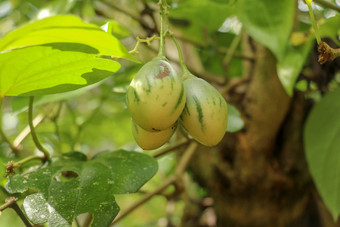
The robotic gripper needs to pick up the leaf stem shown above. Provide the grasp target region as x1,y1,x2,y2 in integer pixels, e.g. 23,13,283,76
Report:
305,0,321,44
28,97,50,161
158,0,168,58
16,155,44,166
13,114,44,148
170,33,188,72
0,197,33,227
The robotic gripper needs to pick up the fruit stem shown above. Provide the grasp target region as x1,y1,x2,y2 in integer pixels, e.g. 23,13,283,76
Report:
305,0,321,44
170,33,195,79
158,0,167,58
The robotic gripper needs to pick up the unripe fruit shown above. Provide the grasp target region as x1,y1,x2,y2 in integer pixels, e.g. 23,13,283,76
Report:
180,77,228,146
131,120,176,150
126,58,186,131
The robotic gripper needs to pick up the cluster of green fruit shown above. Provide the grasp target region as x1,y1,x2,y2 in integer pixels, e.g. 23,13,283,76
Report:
126,57,228,150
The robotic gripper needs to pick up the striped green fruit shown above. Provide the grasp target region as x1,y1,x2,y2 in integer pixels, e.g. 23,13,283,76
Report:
126,57,185,131
180,77,228,146
131,120,176,150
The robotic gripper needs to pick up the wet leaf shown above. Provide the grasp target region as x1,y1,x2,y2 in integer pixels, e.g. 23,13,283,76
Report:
5,150,158,227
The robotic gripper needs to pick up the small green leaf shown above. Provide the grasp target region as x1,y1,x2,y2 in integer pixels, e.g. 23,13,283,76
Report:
319,14,340,46
5,150,158,227
0,45,120,96
304,87,340,221
0,15,136,62
236,0,295,61
277,38,313,96
227,104,244,133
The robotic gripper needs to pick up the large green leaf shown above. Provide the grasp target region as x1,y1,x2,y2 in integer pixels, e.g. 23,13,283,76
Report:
0,15,136,62
0,45,120,96
170,0,232,30
277,38,314,96
319,14,340,46
236,0,295,61
5,150,158,227
304,87,340,221
169,0,234,45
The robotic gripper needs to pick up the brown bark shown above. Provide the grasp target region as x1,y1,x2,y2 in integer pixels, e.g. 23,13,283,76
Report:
183,40,338,227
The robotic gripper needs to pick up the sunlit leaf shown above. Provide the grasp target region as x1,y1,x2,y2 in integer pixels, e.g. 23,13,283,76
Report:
304,87,340,221
0,45,120,96
5,150,158,227
0,15,136,62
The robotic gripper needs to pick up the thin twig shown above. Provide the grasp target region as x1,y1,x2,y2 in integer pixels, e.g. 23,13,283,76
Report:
13,114,44,147
175,142,198,176
152,138,189,158
111,141,198,225
28,97,50,161
0,196,17,211
111,177,176,225
0,197,33,227
314,0,340,12
223,28,244,73
129,35,160,54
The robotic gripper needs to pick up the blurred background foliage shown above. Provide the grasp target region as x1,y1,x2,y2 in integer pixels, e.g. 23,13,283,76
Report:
0,0,339,226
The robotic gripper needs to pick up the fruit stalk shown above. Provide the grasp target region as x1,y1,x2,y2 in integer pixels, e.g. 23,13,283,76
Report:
305,0,321,44
158,0,167,57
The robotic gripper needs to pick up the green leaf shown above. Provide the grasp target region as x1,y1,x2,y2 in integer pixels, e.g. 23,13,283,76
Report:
277,38,314,96
236,0,295,61
319,14,340,46
0,15,136,62
304,87,340,221
5,150,158,227
0,45,120,96
170,0,232,30
227,104,244,133
169,0,234,45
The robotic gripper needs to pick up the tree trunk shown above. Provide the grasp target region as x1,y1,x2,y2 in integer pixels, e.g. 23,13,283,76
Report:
183,39,338,227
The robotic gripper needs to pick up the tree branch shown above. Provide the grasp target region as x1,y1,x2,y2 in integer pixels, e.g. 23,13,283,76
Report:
111,142,198,225
0,197,32,227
